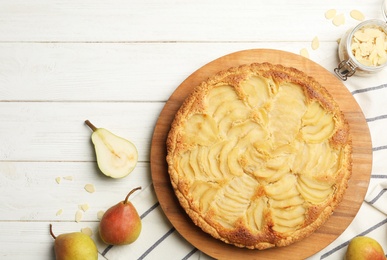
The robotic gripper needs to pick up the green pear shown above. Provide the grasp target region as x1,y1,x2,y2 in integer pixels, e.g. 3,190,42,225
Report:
50,224,98,260
345,236,386,260
85,120,138,178
99,187,142,245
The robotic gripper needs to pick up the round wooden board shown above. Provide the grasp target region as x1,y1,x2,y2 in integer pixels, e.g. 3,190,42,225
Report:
150,49,372,259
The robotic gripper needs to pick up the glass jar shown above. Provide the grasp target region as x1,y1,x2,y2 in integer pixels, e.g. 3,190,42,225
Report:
335,1,387,80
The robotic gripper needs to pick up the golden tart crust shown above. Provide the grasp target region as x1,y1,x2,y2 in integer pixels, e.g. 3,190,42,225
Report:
166,63,352,250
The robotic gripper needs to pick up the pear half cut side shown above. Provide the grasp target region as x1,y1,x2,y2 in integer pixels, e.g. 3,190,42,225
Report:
85,120,138,178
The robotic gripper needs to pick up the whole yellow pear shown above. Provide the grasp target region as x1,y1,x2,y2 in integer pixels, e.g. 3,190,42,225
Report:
345,236,386,260
50,224,98,260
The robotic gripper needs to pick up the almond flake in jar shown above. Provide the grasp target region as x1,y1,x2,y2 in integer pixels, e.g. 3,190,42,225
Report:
335,1,387,80
351,25,387,66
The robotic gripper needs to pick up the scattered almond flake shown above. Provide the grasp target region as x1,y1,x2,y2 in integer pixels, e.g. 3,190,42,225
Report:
81,227,93,237
311,36,320,50
56,209,63,216
75,210,83,223
63,176,73,181
97,210,105,220
333,14,345,26
300,48,309,58
325,9,337,20
55,177,61,184
84,184,95,193
79,203,90,212
350,10,365,21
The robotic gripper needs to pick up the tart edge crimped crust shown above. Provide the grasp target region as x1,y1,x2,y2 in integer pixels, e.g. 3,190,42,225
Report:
166,62,352,250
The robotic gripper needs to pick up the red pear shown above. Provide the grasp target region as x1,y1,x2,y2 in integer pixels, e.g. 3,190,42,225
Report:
99,187,142,245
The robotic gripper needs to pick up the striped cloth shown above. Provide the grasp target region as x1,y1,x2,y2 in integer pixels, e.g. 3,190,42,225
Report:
97,79,387,260
309,80,387,260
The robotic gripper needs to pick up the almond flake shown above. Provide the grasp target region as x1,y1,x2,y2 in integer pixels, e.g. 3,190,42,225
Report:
300,48,309,58
354,31,371,42
350,10,365,21
333,14,345,26
56,209,63,216
75,210,83,223
352,25,387,66
376,36,385,57
325,9,337,20
97,210,105,220
369,49,379,65
359,42,372,56
364,28,383,38
55,177,61,184
311,36,320,50
379,55,387,65
84,184,95,193
79,203,90,212
63,176,73,181
81,227,93,236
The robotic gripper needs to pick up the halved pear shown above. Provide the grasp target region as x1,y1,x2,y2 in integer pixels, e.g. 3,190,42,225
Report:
85,120,138,178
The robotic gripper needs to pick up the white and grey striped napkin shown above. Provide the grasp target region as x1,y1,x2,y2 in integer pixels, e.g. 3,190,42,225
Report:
351,82,387,217
96,78,387,260
355,82,387,216
310,79,387,260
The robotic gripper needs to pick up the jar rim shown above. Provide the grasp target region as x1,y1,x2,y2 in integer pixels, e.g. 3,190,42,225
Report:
346,19,387,70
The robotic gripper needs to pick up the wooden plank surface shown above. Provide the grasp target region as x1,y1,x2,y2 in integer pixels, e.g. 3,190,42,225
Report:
0,161,151,221
151,49,372,259
0,102,162,162
0,42,338,102
0,0,382,42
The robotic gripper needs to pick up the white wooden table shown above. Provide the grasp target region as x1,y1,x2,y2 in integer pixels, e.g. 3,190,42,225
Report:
1,1,386,259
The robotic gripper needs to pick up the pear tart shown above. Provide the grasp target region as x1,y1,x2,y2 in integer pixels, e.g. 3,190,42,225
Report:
166,63,352,250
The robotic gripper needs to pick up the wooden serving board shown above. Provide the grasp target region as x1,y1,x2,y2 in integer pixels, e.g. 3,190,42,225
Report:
150,49,372,259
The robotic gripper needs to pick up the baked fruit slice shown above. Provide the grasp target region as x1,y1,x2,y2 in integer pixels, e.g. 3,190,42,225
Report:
166,63,352,250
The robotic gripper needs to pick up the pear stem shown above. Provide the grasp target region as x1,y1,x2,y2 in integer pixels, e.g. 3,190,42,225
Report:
49,224,57,239
85,120,97,132
124,187,142,204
